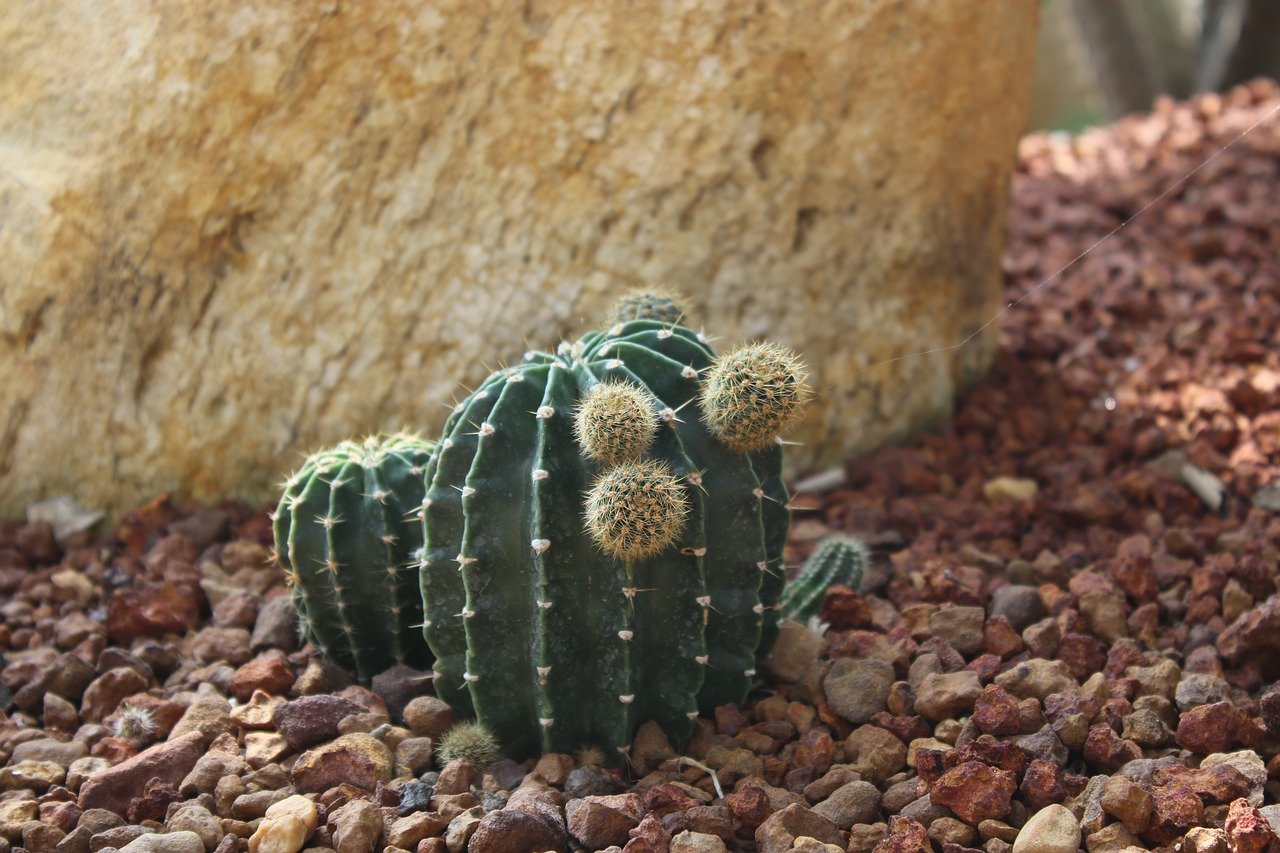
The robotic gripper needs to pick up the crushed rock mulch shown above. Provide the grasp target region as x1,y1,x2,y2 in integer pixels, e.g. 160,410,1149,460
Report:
2,79,1280,853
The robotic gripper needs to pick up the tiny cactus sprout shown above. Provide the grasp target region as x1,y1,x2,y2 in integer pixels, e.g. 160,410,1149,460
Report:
700,342,811,453
112,704,158,743
584,460,689,561
778,535,871,623
610,288,687,325
274,432,436,682
575,744,605,768
437,721,502,767
420,293,796,763
574,381,659,466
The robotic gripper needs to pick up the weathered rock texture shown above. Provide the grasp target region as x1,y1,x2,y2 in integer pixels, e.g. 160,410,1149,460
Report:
0,0,1037,515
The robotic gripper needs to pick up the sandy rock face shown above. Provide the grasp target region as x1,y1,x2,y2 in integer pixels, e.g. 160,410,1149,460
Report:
0,0,1036,515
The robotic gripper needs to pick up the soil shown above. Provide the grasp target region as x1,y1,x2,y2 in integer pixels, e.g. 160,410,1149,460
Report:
1,80,1279,853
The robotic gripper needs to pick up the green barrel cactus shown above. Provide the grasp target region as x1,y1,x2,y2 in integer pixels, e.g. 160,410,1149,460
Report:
778,535,871,623
273,433,436,682
420,298,807,760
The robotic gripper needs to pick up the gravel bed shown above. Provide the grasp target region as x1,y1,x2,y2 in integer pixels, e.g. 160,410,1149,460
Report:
1,80,1279,853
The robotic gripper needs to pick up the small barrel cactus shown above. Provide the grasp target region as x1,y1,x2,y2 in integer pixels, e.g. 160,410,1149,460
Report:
273,433,436,682
420,296,806,760
778,535,871,623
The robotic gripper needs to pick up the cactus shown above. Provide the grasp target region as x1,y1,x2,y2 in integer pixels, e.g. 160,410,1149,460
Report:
438,721,502,767
609,288,687,325
419,297,805,761
273,433,436,682
778,535,871,623
112,705,158,743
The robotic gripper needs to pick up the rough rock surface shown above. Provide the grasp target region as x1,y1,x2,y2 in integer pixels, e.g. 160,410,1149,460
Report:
0,0,1036,515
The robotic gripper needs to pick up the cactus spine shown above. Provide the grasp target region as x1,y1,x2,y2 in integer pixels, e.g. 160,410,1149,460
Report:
273,433,436,682
778,535,870,623
420,301,803,761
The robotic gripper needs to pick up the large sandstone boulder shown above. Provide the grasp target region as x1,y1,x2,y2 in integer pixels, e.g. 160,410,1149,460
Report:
0,0,1037,516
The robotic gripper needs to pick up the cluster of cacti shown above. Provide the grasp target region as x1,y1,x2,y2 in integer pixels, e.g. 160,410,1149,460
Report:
273,433,437,682
778,535,871,623
275,293,810,762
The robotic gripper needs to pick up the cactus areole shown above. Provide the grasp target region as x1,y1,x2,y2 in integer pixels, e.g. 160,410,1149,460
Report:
420,316,800,761
274,434,437,682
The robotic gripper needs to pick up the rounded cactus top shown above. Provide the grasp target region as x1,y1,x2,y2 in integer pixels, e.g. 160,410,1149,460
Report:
584,459,690,561
699,342,810,452
298,431,435,476
574,381,659,466
610,288,688,325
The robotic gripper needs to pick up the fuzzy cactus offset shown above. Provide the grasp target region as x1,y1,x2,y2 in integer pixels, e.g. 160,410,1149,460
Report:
274,433,436,682
778,535,871,623
420,297,805,760
610,288,687,325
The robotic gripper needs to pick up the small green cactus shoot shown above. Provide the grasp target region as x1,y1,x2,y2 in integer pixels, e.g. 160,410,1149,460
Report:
778,535,871,623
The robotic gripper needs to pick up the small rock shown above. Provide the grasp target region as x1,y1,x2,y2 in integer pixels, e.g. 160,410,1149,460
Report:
11,737,88,766
273,695,366,750
1083,822,1140,852
166,803,222,851
118,830,206,853
754,804,847,853
1201,751,1267,806
251,595,299,652
811,781,880,829
387,811,449,849
395,737,434,777
994,659,1078,701
763,621,826,684
1099,775,1151,834
725,782,774,834
1177,701,1260,754
290,733,393,793
329,799,384,853
564,765,621,799
1010,804,1078,853
1224,799,1275,853
78,732,203,814
107,583,201,644
467,808,564,853
990,586,1045,631
929,761,1016,825
913,671,982,721
631,720,677,777
929,607,985,656
566,796,641,849
843,725,906,785
189,626,253,665
244,731,290,768
670,830,730,852
81,667,152,723
169,696,233,744
436,758,479,795
928,816,975,846
1182,826,1228,853
229,650,295,702
983,477,1037,502
532,753,574,788
402,696,454,739
823,659,894,725
874,816,930,852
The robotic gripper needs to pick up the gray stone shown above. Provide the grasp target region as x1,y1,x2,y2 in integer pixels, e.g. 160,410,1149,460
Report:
823,659,894,725
812,781,881,830
990,586,1045,631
